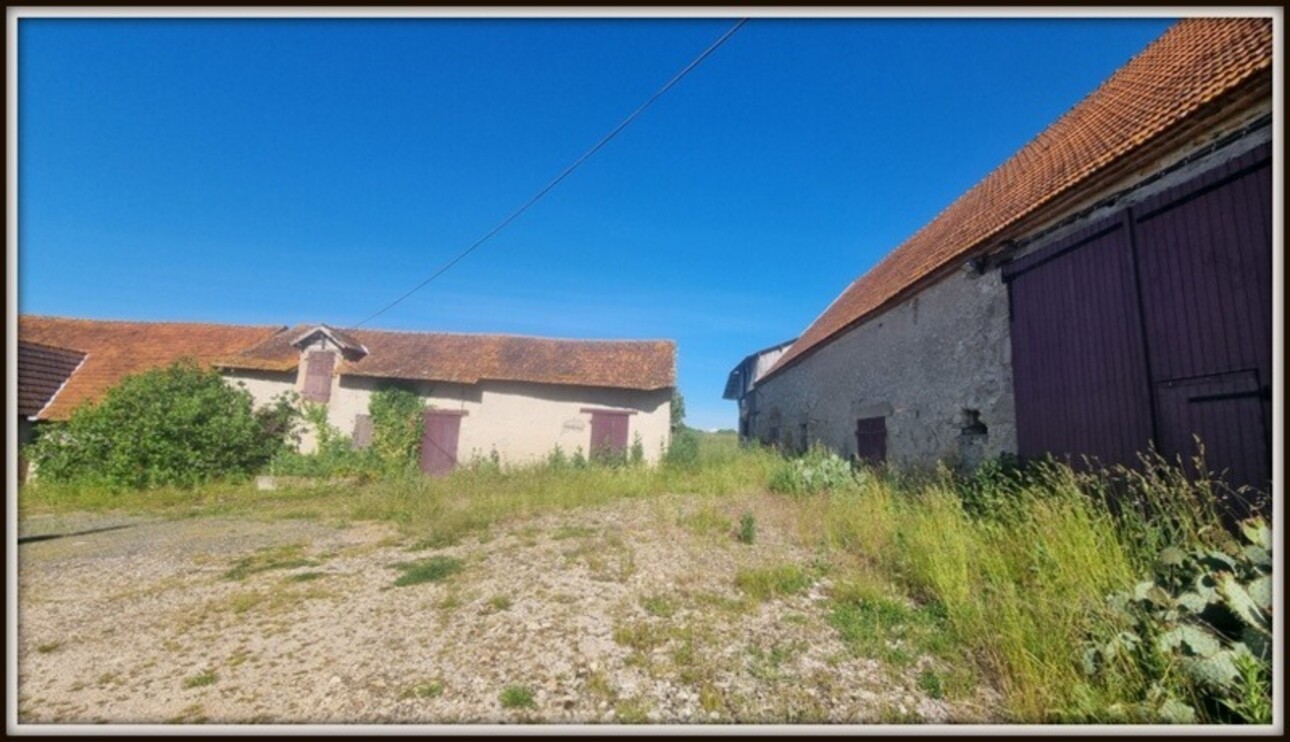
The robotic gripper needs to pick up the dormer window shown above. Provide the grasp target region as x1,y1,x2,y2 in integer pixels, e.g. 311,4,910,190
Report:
302,350,336,403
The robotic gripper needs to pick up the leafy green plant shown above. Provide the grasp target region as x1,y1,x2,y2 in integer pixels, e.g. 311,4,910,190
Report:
664,428,700,469
1083,518,1272,723
629,433,645,467
28,361,297,489
369,387,425,469
769,445,858,495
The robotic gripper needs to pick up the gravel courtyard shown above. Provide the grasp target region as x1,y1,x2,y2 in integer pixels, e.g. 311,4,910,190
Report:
17,493,996,725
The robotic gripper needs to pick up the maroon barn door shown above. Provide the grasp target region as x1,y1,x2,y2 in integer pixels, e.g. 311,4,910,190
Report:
1005,142,1272,505
421,410,466,477
1131,144,1272,501
1002,218,1155,470
587,410,630,460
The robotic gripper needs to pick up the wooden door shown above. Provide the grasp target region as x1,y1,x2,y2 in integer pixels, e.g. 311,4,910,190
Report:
421,411,464,476
589,411,630,460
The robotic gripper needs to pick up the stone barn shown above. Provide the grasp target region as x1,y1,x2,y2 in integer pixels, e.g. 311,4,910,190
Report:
745,18,1273,499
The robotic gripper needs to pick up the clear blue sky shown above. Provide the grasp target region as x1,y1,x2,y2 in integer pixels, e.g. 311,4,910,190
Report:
18,16,1176,430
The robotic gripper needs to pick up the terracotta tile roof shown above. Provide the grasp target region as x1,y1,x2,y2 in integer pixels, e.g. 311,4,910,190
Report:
17,341,87,418
220,325,676,391
18,316,284,420
767,18,1273,380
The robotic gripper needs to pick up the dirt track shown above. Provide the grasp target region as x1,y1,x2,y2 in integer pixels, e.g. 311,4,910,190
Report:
17,495,993,725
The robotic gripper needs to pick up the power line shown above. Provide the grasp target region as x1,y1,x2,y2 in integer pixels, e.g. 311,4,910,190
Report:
348,18,750,330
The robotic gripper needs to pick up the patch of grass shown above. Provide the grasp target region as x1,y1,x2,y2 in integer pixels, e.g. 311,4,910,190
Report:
499,685,536,710
737,511,757,544
183,670,217,689
612,621,670,654
551,524,597,541
408,532,461,551
918,668,945,700
484,594,513,613
677,504,732,539
401,680,445,700
734,563,813,601
615,696,651,724
392,556,463,587
35,641,62,654
223,544,319,581
287,571,327,582
640,595,677,618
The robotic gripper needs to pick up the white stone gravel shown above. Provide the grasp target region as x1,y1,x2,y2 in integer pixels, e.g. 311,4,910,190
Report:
17,494,998,725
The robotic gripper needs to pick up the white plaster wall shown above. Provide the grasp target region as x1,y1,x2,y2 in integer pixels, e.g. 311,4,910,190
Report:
326,375,672,466
224,369,297,408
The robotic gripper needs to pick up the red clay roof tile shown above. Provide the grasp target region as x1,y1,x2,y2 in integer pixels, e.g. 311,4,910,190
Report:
221,325,676,391
18,316,284,420
767,18,1273,379
17,341,87,418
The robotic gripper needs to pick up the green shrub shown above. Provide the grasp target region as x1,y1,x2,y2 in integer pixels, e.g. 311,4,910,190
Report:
268,402,380,478
1083,517,1272,723
664,428,700,469
28,361,298,489
769,445,857,495
369,387,425,469
737,512,757,545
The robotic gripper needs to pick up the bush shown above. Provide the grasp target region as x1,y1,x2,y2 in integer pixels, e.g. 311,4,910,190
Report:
369,387,425,469
28,361,297,489
769,445,858,495
664,428,700,469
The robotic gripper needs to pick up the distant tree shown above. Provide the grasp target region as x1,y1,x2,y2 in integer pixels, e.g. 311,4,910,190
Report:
29,360,298,489
671,390,687,432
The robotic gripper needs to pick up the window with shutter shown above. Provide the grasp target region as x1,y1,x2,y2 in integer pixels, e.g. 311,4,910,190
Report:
302,351,336,403
855,416,887,464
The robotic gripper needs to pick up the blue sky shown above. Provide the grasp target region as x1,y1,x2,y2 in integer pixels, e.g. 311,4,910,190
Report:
18,16,1176,430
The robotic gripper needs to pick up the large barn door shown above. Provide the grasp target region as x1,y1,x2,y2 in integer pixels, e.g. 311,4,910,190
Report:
1130,143,1272,499
1002,218,1155,469
421,410,465,477
1004,142,1272,503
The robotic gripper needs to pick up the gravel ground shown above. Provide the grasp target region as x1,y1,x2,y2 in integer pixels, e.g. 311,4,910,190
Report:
17,493,998,725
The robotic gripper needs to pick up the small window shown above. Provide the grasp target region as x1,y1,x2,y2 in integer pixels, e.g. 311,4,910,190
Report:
855,416,887,464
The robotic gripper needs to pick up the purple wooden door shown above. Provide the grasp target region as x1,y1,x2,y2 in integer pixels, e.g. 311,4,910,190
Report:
1005,142,1272,504
1003,217,1154,470
1131,143,1272,497
589,412,629,459
420,411,463,477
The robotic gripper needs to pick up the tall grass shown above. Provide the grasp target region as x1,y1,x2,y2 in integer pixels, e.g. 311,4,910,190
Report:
808,460,1238,722
19,432,780,543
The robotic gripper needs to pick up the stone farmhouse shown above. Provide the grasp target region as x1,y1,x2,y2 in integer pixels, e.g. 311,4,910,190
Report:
739,18,1273,501
17,316,675,473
